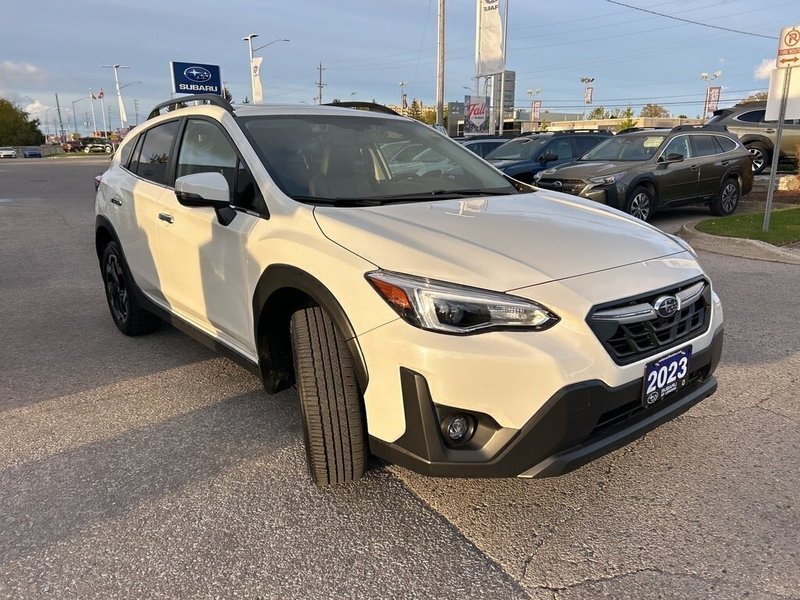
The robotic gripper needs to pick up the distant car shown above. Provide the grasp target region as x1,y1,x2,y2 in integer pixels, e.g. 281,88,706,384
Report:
0,147,17,159
534,125,753,220
707,101,800,174
23,148,43,158
485,131,612,183
459,137,509,158
62,140,84,153
81,137,114,154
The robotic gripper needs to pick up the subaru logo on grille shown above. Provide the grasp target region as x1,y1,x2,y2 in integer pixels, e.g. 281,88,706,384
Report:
184,66,212,83
653,295,679,318
553,180,563,188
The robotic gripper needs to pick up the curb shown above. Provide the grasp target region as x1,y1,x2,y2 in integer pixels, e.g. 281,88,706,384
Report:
678,221,800,265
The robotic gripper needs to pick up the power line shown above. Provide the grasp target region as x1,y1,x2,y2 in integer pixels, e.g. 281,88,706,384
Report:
605,0,778,39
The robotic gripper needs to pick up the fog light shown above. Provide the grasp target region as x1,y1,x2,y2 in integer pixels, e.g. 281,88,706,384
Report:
446,414,472,443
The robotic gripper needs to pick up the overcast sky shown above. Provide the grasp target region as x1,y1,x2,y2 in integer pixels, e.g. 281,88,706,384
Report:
1,0,795,131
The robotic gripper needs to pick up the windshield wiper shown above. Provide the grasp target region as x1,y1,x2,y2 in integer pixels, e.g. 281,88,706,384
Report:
385,189,516,200
291,195,387,207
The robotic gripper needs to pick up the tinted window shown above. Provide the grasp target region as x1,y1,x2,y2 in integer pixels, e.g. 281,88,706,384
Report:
118,136,137,168
127,134,145,174
736,110,766,123
692,135,718,157
485,136,548,160
582,135,665,161
135,120,180,185
575,136,602,156
715,136,737,153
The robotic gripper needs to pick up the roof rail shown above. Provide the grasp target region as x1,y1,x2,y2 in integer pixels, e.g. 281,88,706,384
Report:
616,126,665,135
147,94,234,120
670,123,728,133
550,129,613,135
323,101,400,116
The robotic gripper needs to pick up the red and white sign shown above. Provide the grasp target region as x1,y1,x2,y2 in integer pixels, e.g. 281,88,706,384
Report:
464,95,490,135
705,86,722,116
532,100,541,120
776,25,800,69
584,86,593,105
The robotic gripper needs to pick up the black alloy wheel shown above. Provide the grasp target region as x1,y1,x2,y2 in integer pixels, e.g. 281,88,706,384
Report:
101,242,159,336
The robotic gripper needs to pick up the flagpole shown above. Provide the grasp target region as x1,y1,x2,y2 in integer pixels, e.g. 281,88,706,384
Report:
99,91,108,136
498,0,509,135
88,90,98,136
474,0,481,96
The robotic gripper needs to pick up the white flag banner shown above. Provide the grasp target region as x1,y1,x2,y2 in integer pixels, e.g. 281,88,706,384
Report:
477,0,504,77
252,57,264,104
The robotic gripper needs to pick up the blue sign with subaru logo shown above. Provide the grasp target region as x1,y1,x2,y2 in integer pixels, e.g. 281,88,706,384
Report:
170,61,222,95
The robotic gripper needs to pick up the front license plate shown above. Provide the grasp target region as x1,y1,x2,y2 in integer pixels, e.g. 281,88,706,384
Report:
642,346,692,407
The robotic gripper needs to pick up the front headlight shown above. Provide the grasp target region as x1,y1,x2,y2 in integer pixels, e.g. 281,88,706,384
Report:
366,270,560,334
589,171,626,185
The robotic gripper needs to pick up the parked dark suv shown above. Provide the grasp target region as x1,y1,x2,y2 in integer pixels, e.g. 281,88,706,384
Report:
534,125,753,221
81,137,114,154
708,101,800,174
485,130,612,183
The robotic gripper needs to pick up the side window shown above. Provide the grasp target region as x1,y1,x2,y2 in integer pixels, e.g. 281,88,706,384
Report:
134,120,180,185
177,119,263,211
125,134,144,173
546,138,574,160
662,136,693,160
692,135,718,157
118,136,137,169
575,136,600,156
714,136,737,153
736,110,766,123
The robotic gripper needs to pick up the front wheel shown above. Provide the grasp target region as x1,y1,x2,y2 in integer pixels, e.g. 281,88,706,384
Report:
290,306,367,487
101,242,160,336
711,177,740,216
625,186,654,221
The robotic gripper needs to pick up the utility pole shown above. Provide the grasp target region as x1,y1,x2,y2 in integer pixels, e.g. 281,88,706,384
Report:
316,62,326,105
88,90,98,136
399,81,407,115
436,0,445,127
54,94,66,141
134,99,139,126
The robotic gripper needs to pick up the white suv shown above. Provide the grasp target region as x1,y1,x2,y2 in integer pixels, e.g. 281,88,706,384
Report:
95,95,724,486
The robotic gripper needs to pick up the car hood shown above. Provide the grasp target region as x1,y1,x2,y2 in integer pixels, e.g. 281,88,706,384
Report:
313,191,684,291
541,161,641,179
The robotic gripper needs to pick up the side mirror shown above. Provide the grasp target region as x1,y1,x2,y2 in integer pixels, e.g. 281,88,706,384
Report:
662,153,684,163
540,152,558,163
175,172,231,209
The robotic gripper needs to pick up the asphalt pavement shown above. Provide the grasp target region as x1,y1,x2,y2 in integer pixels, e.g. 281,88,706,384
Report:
0,158,797,599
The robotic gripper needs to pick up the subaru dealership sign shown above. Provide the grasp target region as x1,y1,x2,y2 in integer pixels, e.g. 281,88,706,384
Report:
170,61,222,95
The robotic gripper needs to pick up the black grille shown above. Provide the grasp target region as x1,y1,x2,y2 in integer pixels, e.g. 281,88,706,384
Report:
587,278,712,365
536,178,586,196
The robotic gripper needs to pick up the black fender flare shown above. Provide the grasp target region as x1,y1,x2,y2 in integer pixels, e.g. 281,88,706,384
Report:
626,176,658,206
252,264,369,393
738,134,773,151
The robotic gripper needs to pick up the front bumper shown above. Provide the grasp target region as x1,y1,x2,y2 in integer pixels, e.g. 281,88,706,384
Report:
370,327,723,478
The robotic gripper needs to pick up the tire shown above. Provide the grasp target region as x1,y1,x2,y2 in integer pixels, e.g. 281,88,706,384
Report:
746,143,769,175
84,147,91,154
711,177,740,216
101,241,160,336
290,306,367,486
625,186,654,221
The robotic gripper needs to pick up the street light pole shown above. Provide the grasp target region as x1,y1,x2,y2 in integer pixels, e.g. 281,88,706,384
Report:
71,97,89,136
700,70,722,119
527,87,541,129
101,64,131,130
399,81,407,115
243,34,289,103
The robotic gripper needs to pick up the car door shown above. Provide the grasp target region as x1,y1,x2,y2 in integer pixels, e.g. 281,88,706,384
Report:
657,135,699,203
692,134,727,197
156,117,262,356
112,120,181,302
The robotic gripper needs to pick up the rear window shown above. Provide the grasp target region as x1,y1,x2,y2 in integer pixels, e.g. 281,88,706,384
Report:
735,110,766,123
714,136,737,153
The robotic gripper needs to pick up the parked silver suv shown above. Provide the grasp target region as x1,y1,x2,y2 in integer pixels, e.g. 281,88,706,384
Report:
708,101,800,174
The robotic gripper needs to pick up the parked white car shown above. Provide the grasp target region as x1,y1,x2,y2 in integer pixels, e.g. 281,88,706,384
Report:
95,95,724,486
0,147,17,158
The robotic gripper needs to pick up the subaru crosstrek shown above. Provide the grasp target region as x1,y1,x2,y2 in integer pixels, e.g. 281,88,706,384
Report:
95,95,724,486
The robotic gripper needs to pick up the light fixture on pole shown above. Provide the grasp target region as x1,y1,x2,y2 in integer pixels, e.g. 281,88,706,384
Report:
700,70,722,119
101,64,131,131
242,34,289,103
527,87,542,126
71,97,89,136
580,76,594,121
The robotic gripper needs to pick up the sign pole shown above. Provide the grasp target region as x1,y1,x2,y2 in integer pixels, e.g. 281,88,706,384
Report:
763,66,792,232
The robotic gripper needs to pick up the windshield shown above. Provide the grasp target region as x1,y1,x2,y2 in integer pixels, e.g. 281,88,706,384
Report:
241,114,517,204
580,134,666,161
485,136,548,161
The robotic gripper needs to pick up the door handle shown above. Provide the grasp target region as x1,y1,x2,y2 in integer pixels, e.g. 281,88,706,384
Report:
158,212,174,224
110,197,122,206
763,128,775,133
690,165,699,171
721,160,730,167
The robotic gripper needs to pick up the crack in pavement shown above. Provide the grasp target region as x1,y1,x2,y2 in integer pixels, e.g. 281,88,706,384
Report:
531,566,722,596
